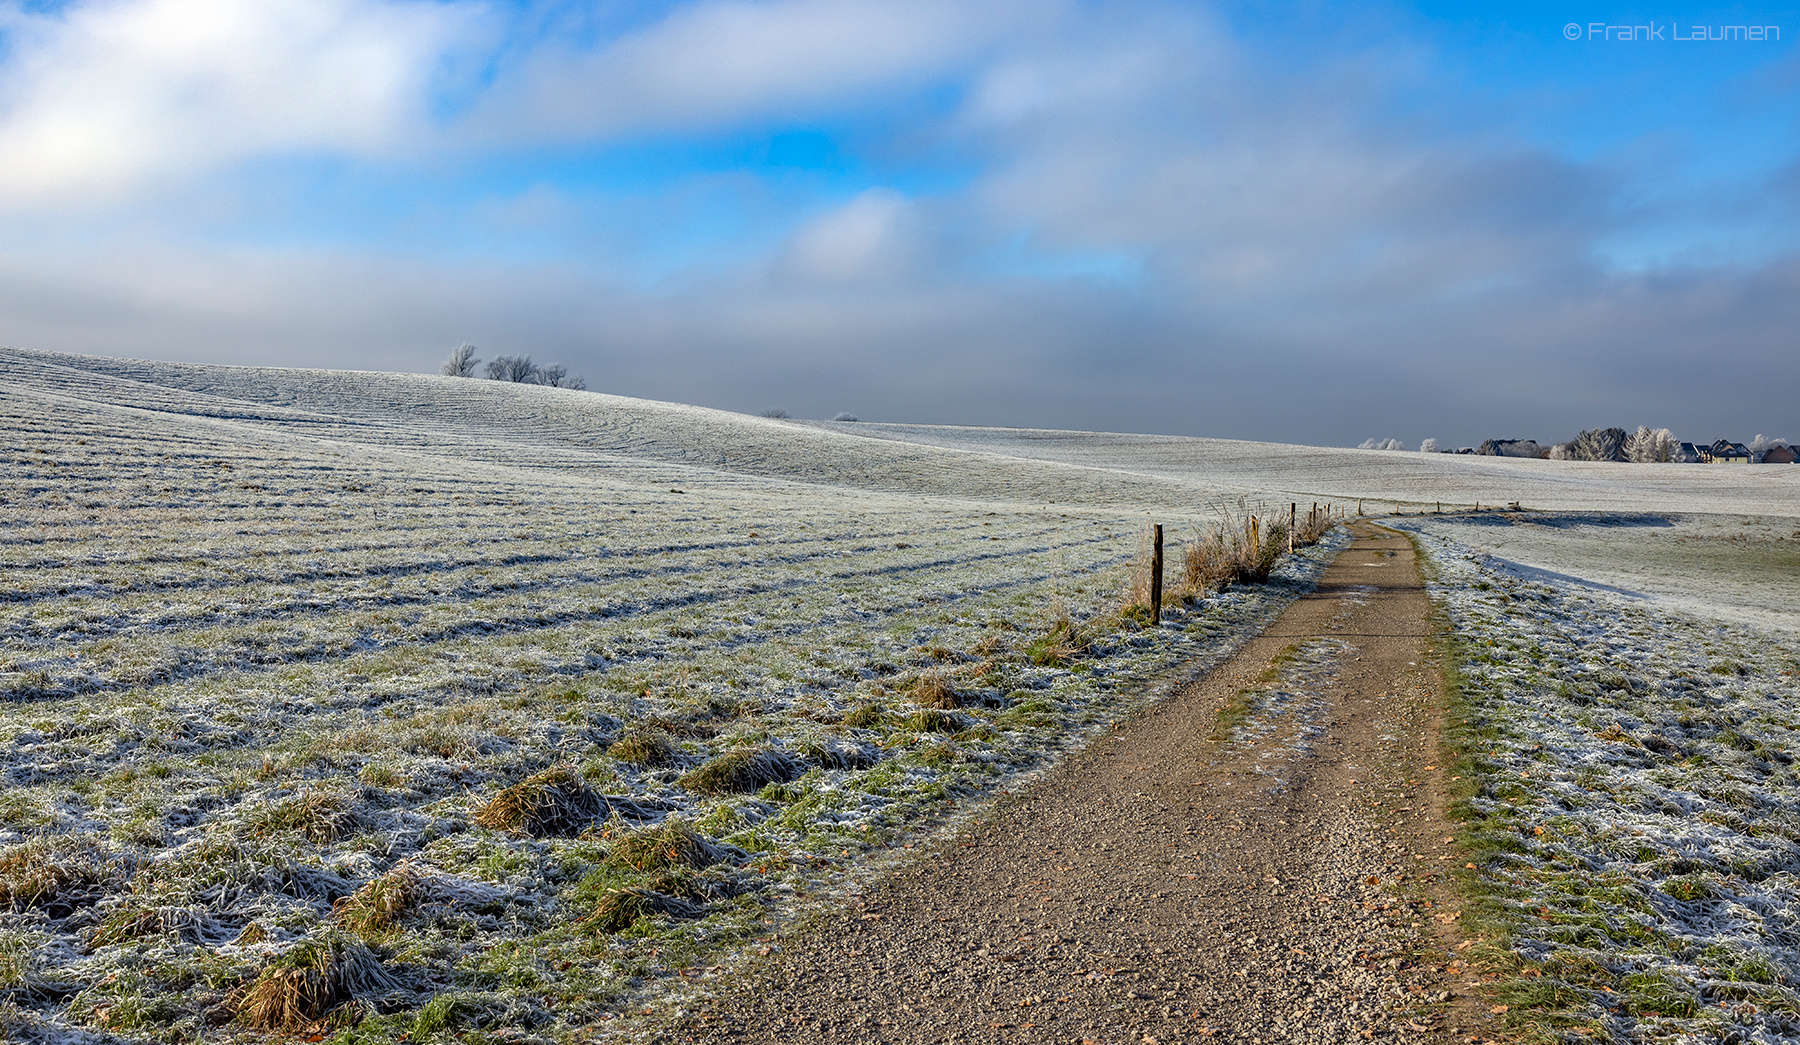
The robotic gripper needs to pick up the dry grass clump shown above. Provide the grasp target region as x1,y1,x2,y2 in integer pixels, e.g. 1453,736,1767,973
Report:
1024,615,1086,666
607,730,678,766
677,747,801,795
472,765,603,837
645,865,745,903
236,930,399,1031
332,863,423,938
1293,502,1334,545
587,886,707,933
246,788,363,845
843,703,887,728
909,671,967,709
603,820,731,872
1178,507,1318,597
0,836,110,911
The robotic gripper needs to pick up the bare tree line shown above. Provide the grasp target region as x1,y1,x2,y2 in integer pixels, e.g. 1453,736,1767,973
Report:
439,344,586,390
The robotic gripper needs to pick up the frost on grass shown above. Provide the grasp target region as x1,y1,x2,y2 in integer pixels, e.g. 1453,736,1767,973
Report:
1400,521,1800,1044
0,363,1349,1043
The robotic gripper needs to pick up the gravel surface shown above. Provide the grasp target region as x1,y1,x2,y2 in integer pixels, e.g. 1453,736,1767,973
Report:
649,525,1495,1045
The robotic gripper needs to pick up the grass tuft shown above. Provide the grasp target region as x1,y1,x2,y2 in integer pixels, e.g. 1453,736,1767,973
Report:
603,819,732,872
678,747,801,795
246,787,362,845
795,736,880,770
910,671,966,709
1180,511,1286,595
608,730,678,766
332,862,424,938
0,836,111,911
472,765,604,837
236,929,398,1031
905,708,972,735
587,886,708,933
843,703,887,729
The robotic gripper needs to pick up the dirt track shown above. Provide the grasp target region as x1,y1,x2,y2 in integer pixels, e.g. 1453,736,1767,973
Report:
673,524,1491,1045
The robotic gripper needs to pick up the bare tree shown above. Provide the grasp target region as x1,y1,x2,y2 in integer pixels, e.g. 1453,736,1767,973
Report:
485,355,539,382
1358,437,1405,450
761,409,790,419
1419,438,1440,453
440,343,479,377
531,364,587,390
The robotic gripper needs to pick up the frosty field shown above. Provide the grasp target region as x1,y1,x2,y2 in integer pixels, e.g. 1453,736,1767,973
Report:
1395,518,1800,1043
0,347,1354,1043
1,344,1796,1044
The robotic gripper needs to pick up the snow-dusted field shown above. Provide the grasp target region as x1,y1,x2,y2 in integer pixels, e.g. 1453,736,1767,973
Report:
836,421,1800,518
1396,520,1800,1043
1398,513,1800,633
1,345,1794,1043
0,347,1355,1043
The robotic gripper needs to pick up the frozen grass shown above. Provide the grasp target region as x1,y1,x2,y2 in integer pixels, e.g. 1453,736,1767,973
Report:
1399,521,1800,1044
0,350,1353,1043
1400,512,1800,633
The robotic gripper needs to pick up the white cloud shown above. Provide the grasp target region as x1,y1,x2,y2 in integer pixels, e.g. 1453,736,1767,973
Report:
778,188,919,283
475,0,1031,138
0,0,486,205
0,0,1794,445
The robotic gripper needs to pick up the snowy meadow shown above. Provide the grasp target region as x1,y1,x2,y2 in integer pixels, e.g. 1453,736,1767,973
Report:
1398,516,1800,1043
0,348,1351,1043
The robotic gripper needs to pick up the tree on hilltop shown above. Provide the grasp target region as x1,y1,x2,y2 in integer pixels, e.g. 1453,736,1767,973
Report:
440,343,480,377
486,355,539,382
535,364,587,390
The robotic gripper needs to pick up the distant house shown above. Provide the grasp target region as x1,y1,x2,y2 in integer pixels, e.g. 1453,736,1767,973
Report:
1701,439,1752,464
1761,444,1797,464
1675,442,1703,463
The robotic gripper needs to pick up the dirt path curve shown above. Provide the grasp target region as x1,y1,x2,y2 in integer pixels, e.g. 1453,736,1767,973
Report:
677,524,1485,1045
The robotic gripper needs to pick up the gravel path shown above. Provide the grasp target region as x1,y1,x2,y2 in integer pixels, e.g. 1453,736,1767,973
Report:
669,524,1492,1045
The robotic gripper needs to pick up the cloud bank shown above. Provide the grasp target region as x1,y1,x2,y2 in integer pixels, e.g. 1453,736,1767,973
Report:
0,0,1794,446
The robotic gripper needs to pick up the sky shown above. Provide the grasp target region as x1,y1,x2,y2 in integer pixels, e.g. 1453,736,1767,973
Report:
0,0,1795,447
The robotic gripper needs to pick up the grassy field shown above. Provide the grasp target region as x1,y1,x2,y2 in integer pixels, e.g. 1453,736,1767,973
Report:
0,349,1355,1043
1400,520,1800,1043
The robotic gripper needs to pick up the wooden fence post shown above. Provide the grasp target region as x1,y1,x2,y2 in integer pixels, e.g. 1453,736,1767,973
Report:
1289,503,1296,554
1150,524,1164,622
